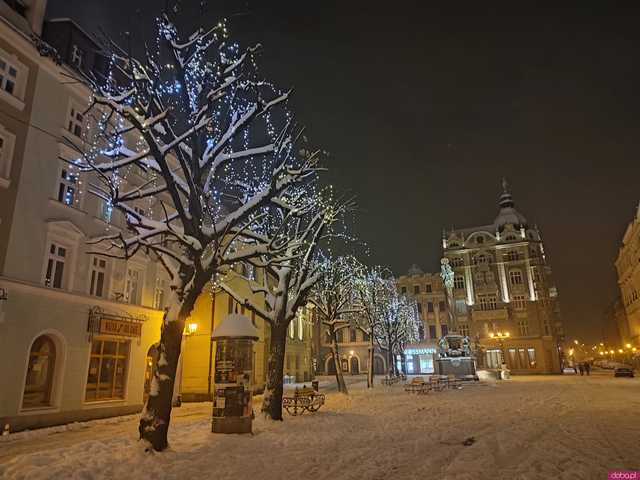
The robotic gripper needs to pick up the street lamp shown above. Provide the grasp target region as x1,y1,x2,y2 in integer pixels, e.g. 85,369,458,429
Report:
488,331,510,379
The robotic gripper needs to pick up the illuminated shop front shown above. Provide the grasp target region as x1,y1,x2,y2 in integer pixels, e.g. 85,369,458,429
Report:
403,342,438,374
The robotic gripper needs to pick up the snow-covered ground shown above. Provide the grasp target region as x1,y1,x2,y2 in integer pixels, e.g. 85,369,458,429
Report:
1,373,639,479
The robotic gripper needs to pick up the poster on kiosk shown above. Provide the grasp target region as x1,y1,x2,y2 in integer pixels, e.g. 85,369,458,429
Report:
211,313,259,434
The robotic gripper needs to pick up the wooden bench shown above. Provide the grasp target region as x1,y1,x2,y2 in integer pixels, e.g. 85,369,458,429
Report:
382,376,401,386
283,387,325,416
404,377,429,394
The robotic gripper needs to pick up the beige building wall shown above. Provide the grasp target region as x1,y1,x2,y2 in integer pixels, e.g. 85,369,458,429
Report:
615,205,640,346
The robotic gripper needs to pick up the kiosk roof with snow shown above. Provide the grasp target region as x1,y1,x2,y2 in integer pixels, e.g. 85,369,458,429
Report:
211,313,259,340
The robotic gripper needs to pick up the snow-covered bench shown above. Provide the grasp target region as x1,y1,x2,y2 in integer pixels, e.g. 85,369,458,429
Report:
283,387,325,416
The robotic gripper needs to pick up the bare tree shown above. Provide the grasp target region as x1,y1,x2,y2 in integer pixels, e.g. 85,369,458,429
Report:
68,12,318,451
311,255,363,394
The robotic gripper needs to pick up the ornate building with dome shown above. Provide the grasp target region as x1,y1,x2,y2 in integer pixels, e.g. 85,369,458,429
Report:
399,180,565,375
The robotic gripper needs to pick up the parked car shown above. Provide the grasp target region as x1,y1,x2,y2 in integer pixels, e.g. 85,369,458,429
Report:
614,367,635,378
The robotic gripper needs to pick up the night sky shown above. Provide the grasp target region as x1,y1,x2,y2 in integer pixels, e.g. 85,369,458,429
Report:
46,1,640,343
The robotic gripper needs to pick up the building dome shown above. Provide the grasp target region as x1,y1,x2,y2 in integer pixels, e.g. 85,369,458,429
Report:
494,179,527,232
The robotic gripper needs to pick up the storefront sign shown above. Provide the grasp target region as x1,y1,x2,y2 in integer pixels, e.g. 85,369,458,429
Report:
405,348,436,355
99,318,142,337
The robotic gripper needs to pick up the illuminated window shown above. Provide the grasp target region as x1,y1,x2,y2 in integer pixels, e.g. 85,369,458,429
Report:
85,339,129,401
527,348,537,367
57,166,79,206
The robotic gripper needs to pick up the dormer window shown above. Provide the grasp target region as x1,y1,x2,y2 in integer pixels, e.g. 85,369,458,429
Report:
71,45,84,69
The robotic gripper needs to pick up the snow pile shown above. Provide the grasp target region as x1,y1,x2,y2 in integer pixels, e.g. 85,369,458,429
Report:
1,376,639,479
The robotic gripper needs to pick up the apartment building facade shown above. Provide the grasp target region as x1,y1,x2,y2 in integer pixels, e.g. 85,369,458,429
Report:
615,204,640,347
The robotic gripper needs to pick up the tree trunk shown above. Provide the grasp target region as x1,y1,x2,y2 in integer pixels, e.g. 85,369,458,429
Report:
330,331,348,394
367,328,375,388
387,348,395,376
261,322,288,421
139,278,202,452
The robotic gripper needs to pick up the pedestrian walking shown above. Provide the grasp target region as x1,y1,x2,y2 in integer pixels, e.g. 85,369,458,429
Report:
584,362,591,376
578,363,584,376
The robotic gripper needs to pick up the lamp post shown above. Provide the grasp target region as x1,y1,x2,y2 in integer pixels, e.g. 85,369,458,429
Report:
488,331,510,379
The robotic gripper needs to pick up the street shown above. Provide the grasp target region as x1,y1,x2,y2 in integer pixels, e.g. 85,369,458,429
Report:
1,373,638,479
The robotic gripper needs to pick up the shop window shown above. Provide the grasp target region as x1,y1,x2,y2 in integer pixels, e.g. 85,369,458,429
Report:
85,339,129,401
508,348,517,368
44,242,67,289
22,336,56,408
527,348,537,368
518,348,528,369
486,349,501,369
89,256,108,297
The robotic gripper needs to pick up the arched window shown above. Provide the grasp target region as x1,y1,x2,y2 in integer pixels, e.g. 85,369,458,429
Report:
23,335,56,408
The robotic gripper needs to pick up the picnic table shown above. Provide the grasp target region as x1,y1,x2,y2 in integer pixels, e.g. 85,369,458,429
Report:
283,387,325,416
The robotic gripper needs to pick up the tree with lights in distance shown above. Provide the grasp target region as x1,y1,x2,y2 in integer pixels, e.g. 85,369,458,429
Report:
68,9,328,450
311,255,364,395
373,278,421,376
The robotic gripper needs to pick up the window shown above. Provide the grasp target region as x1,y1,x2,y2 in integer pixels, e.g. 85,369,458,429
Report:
508,348,517,368
428,325,436,338
441,325,449,336
486,349,501,369
336,329,343,343
438,301,446,312
518,349,528,369
125,266,143,304
297,311,304,341
473,254,488,265
67,104,84,138
401,286,407,294
455,299,466,314
0,125,15,184
23,336,56,408
153,278,166,310
506,250,519,261
288,320,295,339
478,295,497,311
413,285,420,294
513,295,526,310
425,284,432,293
0,56,18,95
459,323,469,336
350,328,357,343
57,166,79,206
451,257,464,267
85,339,129,401
454,276,465,290
509,270,523,285
44,242,67,289
518,319,529,336
527,348,536,368
476,236,484,244
417,303,422,314
98,199,113,223
427,302,434,313
71,44,84,68
89,257,107,297
363,331,370,342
